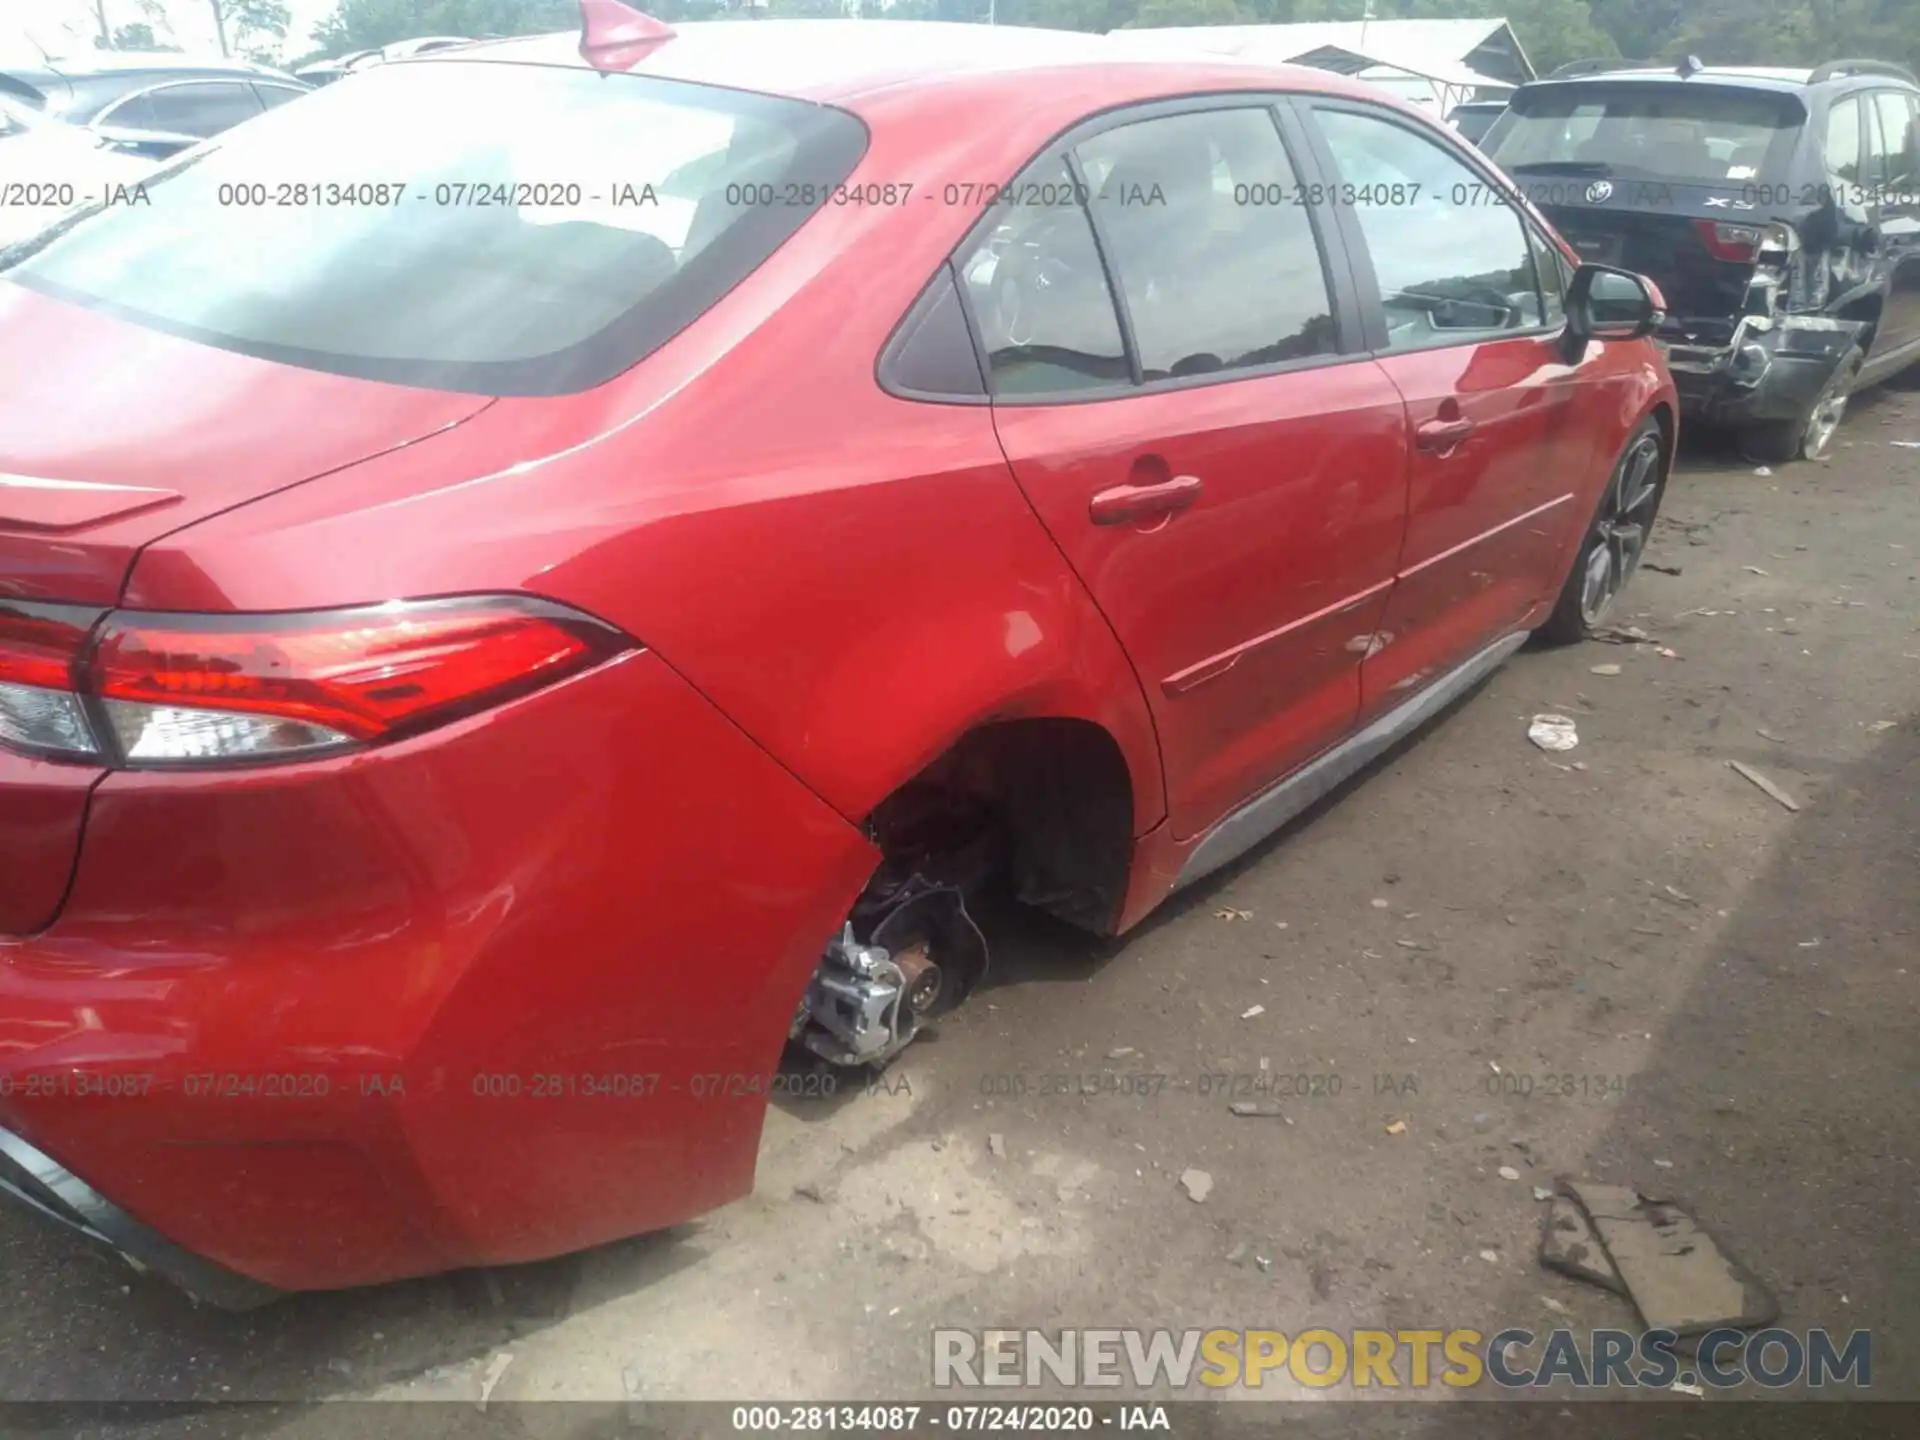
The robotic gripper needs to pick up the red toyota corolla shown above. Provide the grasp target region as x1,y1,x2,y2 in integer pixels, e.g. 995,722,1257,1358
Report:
0,6,1677,1304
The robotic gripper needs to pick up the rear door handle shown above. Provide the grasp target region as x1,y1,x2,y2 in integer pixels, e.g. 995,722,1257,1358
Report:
1089,474,1204,526
1415,417,1476,453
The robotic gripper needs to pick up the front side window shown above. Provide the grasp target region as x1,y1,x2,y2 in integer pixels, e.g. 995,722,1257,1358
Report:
1,61,867,395
1527,225,1568,328
1313,106,1541,352
1075,106,1337,381
960,157,1129,397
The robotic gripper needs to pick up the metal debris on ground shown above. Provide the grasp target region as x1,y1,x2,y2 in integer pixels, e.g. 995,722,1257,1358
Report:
987,1134,1006,1159
1589,663,1623,676
1240,1004,1266,1020
1644,563,1683,575
1528,714,1580,752
1545,1181,1780,1338
1214,907,1253,921
1229,1101,1287,1118
1180,1169,1214,1203
1728,759,1802,812
1591,624,1654,645
1867,720,1898,733
1743,565,1770,575
478,1353,515,1411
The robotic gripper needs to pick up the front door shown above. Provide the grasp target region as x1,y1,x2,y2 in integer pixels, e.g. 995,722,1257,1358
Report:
962,102,1411,840
1301,100,1605,711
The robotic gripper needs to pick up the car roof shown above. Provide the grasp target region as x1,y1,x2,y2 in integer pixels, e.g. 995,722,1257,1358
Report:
22,53,285,80
421,18,1386,107
1526,64,1913,95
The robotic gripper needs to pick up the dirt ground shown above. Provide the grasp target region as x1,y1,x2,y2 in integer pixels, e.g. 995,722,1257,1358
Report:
2,391,1916,1434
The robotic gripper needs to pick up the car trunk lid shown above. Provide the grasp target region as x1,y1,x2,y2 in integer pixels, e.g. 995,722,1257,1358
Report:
0,282,493,607
1533,181,1781,344
0,286,492,937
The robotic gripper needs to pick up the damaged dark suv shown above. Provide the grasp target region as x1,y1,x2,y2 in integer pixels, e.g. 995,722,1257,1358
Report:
1484,58,1920,463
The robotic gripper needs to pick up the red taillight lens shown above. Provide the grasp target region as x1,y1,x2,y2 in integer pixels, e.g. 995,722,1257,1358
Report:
0,600,105,758
0,600,100,691
1693,219,1765,262
0,595,634,769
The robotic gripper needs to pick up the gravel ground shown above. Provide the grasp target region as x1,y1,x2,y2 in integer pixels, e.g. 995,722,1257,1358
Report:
2,391,1916,1436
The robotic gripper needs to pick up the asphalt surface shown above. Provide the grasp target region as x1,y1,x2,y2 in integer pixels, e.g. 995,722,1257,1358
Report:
2,390,1916,1436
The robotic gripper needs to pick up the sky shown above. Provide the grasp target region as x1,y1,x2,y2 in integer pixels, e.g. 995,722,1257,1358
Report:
2,1,341,63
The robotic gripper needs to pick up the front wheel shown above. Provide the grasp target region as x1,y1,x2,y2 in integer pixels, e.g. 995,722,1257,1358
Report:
1536,417,1667,645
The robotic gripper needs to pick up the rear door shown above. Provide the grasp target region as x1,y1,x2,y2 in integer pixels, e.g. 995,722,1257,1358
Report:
1864,89,1920,365
968,98,1411,840
1299,98,1605,713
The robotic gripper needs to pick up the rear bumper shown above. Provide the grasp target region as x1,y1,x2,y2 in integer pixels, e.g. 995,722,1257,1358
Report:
0,1125,278,1308
0,650,876,1295
1662,313,1865,427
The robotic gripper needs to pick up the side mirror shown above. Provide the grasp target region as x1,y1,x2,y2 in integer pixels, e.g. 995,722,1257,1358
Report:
1566,263,1664,342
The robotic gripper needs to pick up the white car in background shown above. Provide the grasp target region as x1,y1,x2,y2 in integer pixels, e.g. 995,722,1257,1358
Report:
0,92,158,245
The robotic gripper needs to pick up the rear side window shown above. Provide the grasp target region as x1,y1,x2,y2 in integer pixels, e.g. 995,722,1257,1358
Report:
1867,90,1919,194
1490,85,1800,182
1,62,867,396
1825,96,1864,183
1313,107,1542,352
1076,107,1337,381
960,157,1130,397
253,83,306,111
135,81,263,137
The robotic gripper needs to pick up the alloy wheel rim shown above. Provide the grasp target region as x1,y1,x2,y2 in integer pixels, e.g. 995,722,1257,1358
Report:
1580,435,1663,627
1803,372,1854,458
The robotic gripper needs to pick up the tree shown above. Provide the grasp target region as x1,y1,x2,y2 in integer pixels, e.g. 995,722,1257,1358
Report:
313,0,580,54
109,22,183,48
204,1,291,58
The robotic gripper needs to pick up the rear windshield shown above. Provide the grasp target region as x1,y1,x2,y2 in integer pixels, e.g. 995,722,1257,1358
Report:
1487,84,1802,183
0,60,867,395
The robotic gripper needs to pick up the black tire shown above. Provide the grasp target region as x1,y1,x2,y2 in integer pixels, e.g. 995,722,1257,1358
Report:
1536,417,1668,646
1734,344,1865,464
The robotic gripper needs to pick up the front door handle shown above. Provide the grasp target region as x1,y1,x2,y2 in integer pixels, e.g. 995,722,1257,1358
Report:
1414,417,1476,454
1089,474,1204,526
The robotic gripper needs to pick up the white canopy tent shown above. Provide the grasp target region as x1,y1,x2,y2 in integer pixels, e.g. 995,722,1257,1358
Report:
1104,19,1534,117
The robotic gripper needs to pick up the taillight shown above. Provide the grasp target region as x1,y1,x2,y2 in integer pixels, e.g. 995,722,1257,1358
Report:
1694,219,1794,264
0,595,633,769
0,601,105,759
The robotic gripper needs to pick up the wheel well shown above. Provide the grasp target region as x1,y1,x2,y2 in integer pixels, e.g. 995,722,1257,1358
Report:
1649,400,1677,468
863,718,1135,936
1835,293,1881,349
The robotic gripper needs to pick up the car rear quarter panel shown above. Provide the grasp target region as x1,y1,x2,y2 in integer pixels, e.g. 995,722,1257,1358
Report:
122,75,1201,841
0,652,876,1286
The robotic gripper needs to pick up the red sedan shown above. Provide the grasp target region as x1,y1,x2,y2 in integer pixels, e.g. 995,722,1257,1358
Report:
0,6,1676,1303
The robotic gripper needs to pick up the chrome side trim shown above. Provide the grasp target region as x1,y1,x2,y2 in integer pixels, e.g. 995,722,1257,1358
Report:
0,1125,281,1309
1175,630,1530,890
